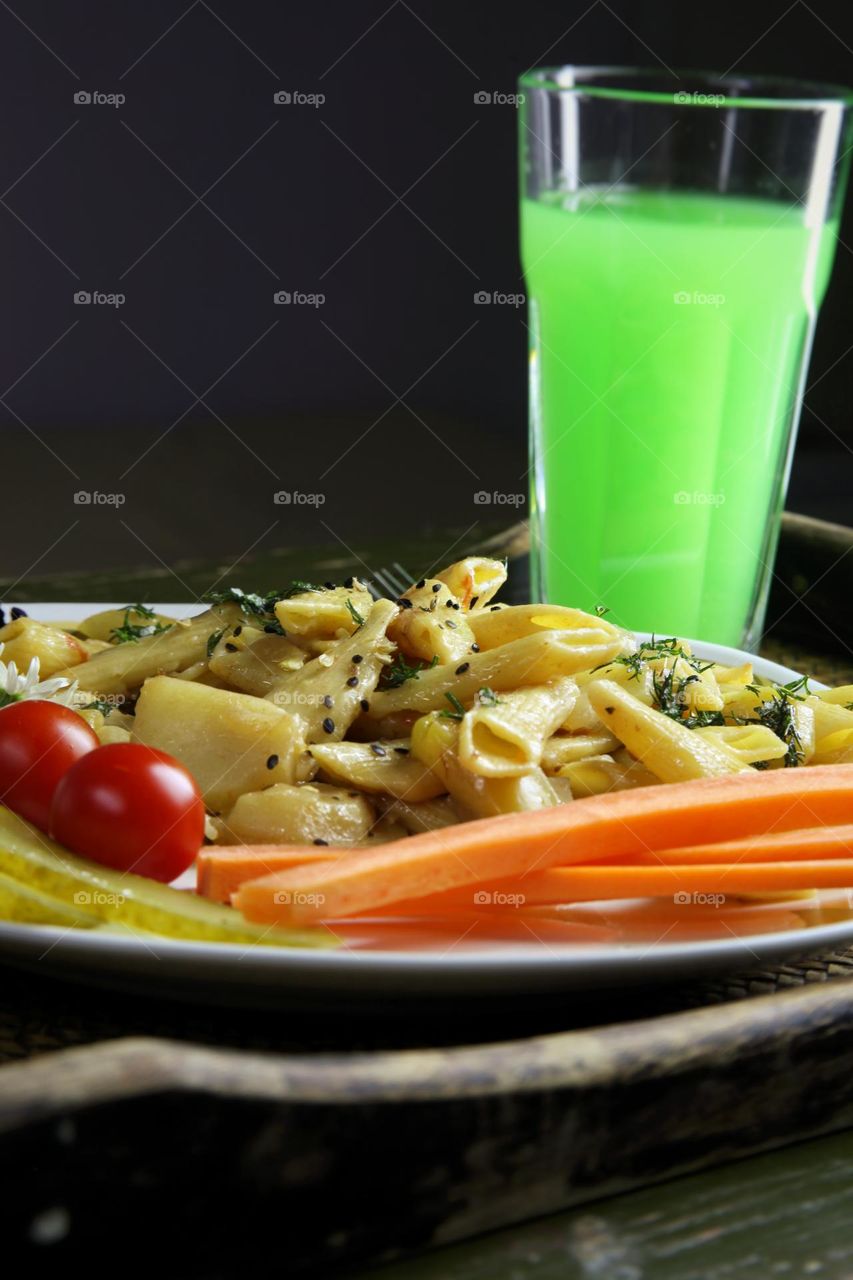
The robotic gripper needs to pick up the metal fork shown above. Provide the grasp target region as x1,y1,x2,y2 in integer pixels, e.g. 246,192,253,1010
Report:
365,562,413,600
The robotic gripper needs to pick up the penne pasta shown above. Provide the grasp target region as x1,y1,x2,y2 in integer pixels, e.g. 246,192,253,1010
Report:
55,605,241,695
541,730,621,771
434,556,507,608
274,583,373,639
358,628,630,729
586,679,749,783
386,578,476,664
457,677,578,777
309,739,446,803
265,598,397,742
467,602,631,651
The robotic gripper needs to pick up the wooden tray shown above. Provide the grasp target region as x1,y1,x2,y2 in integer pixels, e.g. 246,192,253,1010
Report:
1,511,852,1273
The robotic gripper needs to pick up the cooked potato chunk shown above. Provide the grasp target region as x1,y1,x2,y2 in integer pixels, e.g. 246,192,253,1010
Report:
132,675,307,811
217,782,374,846
0,618,87,677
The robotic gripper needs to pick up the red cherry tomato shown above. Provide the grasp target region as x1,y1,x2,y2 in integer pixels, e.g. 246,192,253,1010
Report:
0,700,99,830
50,743,205,882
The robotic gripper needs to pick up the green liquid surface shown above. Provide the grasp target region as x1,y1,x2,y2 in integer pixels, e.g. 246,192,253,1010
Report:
521,189,838,645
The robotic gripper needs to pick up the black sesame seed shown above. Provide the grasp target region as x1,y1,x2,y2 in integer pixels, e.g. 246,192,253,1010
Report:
343,577,354,588
397,598,413,610
490,605,501,612
371,744,387,757
452,602,461,611
352,654,363,664
225,642,238,653
10,606,28,620
266,754,279,770
445,600,454,608
324,581,335,590
470,596,479,609
455,662,470,675
432,583,441,593
346,675,358,687
322,717,335,734
234,625,243,636
471,643,480,653
323,694,334,708
313,838,329,847
360,699,370,712
416,579,426,589
446,620,457,629
394,747,410,756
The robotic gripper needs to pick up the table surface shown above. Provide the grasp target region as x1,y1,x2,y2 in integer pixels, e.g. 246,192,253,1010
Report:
3,519,853,1278
360,1128,853,1279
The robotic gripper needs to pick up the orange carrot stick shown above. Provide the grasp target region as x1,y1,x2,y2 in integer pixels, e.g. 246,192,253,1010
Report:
197,845,337,903
598,824,853,866
400,860,853,906
234,765,853,925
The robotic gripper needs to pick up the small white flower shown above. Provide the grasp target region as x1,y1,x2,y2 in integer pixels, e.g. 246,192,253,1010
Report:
0,643,79,709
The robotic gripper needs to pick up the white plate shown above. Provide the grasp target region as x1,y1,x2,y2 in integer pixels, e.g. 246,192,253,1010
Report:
0,603,843,1008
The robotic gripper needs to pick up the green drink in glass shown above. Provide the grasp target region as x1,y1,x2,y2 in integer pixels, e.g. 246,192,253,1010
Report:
520,70,853,648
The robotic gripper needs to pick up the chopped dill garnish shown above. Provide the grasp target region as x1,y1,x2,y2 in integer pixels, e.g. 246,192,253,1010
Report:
745,688,804,767
283,580,327,597
779,675,813,700
206,628,226,657
110,604,171,645
440,691,466,721
345,598,364,628
380,653,438,690
204,588,286,635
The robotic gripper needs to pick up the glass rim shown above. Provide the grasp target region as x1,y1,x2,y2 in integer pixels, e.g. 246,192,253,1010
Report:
518,65,853,110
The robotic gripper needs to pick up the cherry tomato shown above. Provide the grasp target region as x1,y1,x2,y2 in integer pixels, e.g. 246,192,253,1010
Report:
0,700,98,830
50,743,204,882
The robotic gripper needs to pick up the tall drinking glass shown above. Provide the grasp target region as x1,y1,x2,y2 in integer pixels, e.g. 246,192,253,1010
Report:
520,68,853,649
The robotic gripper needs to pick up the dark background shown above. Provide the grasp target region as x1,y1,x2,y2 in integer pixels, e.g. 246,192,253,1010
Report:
2,0,851,587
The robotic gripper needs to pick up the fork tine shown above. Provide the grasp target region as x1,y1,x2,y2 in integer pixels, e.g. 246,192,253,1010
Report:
392,562,413,591
371,569,398,600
